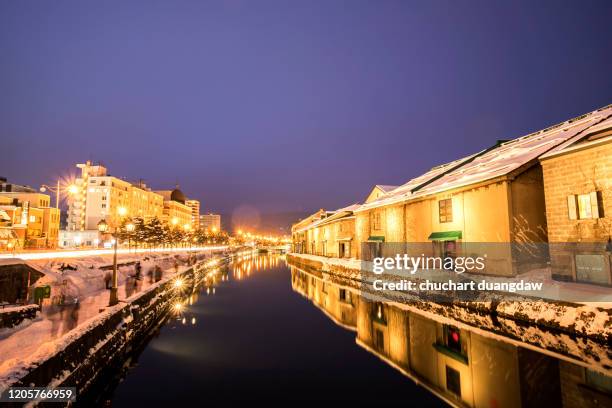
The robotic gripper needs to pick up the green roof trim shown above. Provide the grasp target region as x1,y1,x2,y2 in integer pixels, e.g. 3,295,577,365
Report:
367,236,385,242
428,231,462,241
433,343,468,365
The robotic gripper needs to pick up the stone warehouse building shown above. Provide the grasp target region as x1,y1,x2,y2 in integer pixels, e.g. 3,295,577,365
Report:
292,104,612,281
540,113,612,285
292,204,359,259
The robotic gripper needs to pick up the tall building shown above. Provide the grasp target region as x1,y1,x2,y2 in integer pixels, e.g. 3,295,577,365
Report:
0,190,60,249
199,213,221,232
154,188,193,229
66,161,165,231
185,199,200,229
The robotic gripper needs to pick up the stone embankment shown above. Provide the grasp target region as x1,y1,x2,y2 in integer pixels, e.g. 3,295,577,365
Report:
0,254,231,406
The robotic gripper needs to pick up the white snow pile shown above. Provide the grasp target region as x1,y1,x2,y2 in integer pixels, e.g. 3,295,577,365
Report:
28,252,196,303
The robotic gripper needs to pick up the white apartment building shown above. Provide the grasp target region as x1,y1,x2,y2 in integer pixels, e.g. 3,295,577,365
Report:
66,161,164,231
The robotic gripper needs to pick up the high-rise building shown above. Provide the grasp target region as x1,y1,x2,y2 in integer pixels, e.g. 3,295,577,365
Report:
199,213,221,232
185,199,200,228
66,161,164,231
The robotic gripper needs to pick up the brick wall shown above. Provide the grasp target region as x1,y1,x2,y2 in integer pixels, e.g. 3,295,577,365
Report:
541,142,612,243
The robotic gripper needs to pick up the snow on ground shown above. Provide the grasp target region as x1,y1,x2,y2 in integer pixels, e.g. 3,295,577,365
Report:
0,248,225,385
289,253,612,339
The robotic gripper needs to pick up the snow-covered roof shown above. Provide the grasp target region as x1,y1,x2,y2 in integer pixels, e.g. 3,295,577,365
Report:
356,153,479,212
540,107,612,159
376,185,398,193
294,204,360,233
357,104,612,211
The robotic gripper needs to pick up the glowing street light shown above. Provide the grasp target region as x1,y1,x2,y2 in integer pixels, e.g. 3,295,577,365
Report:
118,206,127,217
40,181,79,209
67,184,79,195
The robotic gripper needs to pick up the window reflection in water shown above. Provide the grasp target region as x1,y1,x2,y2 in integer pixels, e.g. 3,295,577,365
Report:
289,265,612,408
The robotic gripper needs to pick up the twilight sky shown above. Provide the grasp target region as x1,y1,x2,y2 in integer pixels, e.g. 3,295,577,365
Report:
2,1,611,215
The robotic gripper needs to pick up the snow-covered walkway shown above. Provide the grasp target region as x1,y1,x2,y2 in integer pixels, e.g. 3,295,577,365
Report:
0,248,225,379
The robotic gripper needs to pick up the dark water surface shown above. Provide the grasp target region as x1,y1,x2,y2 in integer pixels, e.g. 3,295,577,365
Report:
104,254,445,407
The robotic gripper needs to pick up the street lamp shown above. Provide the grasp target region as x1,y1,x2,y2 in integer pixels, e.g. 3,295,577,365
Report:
40,181,78,209
97,219,119,306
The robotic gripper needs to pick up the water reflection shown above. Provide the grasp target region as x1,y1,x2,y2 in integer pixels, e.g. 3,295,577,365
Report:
165,252,272,329
290,265,612,408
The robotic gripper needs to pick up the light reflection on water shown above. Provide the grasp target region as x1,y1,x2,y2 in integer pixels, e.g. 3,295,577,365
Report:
96,253,612,407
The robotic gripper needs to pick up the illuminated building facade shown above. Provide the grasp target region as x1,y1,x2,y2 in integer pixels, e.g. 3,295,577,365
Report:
0,191,60,249
292,104,612,279
66,161,164,231
185,199,201,228
155,188,193,229
199,213,221,232
540,114,612,285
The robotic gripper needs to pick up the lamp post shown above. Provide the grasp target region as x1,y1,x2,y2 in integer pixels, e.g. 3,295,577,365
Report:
40,181,78,210
97,219,119,306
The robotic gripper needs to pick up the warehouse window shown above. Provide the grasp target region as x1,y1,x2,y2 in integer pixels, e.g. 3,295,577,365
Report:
568,192,602,220
374,329,384,350
439,199,453,223
372,212,381,230
444,325,462,354
446,366,461,396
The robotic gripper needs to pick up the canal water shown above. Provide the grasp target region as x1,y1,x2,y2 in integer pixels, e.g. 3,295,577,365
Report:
91,253,611,407
93,253,444,407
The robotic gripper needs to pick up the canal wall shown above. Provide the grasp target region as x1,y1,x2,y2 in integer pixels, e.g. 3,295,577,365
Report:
286,253,611,350
0,304,40,330
0,255,230,406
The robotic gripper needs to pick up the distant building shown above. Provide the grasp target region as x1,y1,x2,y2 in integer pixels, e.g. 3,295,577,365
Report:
200,213,221,232
291,207,358,258
66,161,164,231
0,177,37,193
185,199,201,228
58,229,101,248
155,187,193,229
364,185,398,203
0,190,60,249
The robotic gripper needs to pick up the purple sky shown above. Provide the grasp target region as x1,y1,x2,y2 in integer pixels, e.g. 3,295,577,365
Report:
2,1,611,215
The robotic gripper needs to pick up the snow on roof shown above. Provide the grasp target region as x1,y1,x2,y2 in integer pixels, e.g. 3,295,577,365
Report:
357,104,612,211
294,203,360,232
376,185,399,193
0,258,28,267
540,107,612,159
413,105,611,198
355,153,479,212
